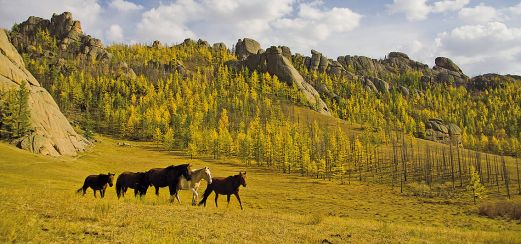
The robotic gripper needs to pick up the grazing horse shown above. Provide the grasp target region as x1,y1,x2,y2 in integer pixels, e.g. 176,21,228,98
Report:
198,172,247,210
175,167,213,205
116,171,149,199
146,164,192,202
77,173,115,198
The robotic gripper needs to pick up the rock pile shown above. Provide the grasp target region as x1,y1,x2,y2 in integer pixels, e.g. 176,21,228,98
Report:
424,118,462,146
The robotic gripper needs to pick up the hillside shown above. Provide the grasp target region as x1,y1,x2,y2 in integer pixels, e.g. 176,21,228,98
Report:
0,138,520,243
5,12,519,157
0,9,520,243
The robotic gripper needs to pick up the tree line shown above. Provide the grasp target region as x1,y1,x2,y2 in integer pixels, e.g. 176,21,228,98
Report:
12,28,521,200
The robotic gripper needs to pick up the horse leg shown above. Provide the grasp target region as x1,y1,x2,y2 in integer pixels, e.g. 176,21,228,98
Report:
191,188,198,206
155,186,159,196
175,193,181,204
82,186,87,196
168,184,176,203
101,189,105,198
214,194,219,208
93,190,97,198
227,195,231,207
234,193,243,210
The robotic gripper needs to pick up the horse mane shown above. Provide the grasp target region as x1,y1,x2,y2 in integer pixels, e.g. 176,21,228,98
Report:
166,164,189,169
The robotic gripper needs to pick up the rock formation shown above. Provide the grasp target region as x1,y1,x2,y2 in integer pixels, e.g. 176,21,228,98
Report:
212,42,227,51
432,57,468,84
11,12,111,61
235,38,261,60
300,49,470,96
0,29,88,156
424,118,462,146
233,40,330,115
469,73,521,90
152,40,163,48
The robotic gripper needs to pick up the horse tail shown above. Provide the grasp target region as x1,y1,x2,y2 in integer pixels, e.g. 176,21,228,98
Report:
116,181,122,199
76,180,86,193
198,185,213,206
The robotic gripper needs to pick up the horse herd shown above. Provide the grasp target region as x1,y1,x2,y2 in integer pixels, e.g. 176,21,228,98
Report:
76,164,247,209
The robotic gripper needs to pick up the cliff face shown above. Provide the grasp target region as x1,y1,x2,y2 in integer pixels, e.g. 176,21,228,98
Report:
0,29,88,156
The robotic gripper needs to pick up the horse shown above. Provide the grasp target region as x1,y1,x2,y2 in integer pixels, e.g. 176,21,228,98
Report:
77,173,115,198
116,171,149,199
198,172,247,210
146,164,192,202
175,167,213,205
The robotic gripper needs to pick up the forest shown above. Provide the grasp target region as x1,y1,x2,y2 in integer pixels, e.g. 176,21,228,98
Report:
1,28,520,200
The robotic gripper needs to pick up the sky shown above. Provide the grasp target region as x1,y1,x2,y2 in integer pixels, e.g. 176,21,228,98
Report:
1,0,521,76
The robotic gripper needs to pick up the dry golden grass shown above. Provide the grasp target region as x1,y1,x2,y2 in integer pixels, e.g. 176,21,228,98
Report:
0,136,520,243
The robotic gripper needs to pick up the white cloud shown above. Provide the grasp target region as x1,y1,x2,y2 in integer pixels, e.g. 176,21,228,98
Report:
134,0,360,50
106,24,124,42
459,4,498,23
387,0,469,21
387,0,431,21
109,0,143,12
435,22,521,74
509,2,521,15
432,0,470,13
270,3,361,49
136,0,201,43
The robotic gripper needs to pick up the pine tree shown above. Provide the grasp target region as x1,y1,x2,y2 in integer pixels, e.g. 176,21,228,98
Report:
3,81,32,138
467,165,486,204
163,127,175,150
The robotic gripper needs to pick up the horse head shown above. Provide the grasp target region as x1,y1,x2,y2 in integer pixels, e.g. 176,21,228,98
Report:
107,172,115,187
204,167,213,184
239,171,247,187
182,164,192,181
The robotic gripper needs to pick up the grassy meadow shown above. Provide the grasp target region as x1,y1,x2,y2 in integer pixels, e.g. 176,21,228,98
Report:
0,136,520,243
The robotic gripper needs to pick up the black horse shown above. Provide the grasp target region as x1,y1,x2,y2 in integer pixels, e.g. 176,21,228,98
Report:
146,164,192,202
116,171,149,199
199,172,247,210
77,173,115,198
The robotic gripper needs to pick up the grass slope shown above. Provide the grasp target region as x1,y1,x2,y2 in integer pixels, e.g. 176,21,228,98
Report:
0,137,520,243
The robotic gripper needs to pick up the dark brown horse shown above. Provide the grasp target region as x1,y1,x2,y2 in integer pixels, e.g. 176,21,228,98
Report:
77,173,115,198
198,172,247,210
146,164,192,201
116,171,149,199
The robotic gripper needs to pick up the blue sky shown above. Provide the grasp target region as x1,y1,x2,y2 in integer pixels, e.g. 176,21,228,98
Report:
1,0,521,75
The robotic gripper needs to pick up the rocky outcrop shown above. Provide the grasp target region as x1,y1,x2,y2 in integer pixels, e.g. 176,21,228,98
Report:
433,57,468,84
0,29,88,156
235,41,330,115
152,40,163,49
212,42,227,51
298,49,472,99
424,118,462,146
469,73,521,90
235,38,261,60
11,12,111,61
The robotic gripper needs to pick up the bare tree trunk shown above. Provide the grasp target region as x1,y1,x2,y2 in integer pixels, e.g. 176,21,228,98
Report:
516,158,521,195
449,143,455,189
502,156,510,199
495,157,500,193
457,147,462,187
486,154,491,184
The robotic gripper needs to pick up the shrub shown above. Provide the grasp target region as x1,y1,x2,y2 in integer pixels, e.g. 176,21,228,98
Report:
478,201,521,221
